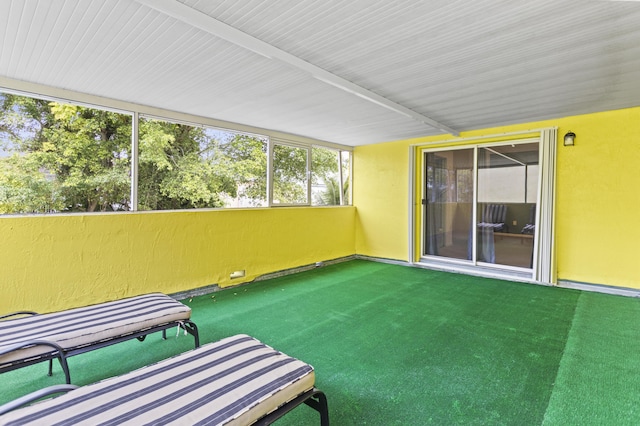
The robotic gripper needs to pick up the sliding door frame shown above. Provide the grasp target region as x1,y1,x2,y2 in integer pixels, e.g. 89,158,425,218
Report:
408,128,557,285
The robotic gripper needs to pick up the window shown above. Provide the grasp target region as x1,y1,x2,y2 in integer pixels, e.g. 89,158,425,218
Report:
0,92,132,213
268,144,352,207
311,146,351,206
0,89,351,215
138,117,267,210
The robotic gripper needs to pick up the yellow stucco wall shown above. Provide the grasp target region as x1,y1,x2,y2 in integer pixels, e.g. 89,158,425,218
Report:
555,108,640,288
3,106,639,315
0,207,355,313
354,106,640,289
353,142,410,260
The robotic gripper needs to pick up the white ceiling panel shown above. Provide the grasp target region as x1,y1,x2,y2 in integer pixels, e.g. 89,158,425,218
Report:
1,0,640,145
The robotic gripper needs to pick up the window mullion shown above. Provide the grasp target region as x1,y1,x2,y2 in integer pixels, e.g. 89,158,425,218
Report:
267,139,274,207
338,151,344,206
131,112,139,211
306,146,311,206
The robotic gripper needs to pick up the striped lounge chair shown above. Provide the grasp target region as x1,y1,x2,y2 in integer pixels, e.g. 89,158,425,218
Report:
0,334,329,426
477,204,508,232
0,293,199,384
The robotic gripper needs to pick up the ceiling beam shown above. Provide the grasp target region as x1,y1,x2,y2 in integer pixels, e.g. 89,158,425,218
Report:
135,0,459,136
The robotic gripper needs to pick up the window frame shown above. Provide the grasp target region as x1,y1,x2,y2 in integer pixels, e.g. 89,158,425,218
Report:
137,114,270,211
0,90,135,214
0,86,352,216
311,145,348,207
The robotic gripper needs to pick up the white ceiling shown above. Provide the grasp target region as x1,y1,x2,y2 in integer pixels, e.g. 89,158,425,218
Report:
1,0,639,146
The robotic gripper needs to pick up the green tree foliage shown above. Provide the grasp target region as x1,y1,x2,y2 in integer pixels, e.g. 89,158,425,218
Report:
314,176,350,206
137,119,237,210
218,134,267,206
311,147,349,206
0,94,131,213
271,144,345,204
0,92,348,214
273,144,308,203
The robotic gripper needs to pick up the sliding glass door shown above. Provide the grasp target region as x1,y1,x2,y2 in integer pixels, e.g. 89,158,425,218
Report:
423,148,474,261
422,140,539,272
476,143,538,269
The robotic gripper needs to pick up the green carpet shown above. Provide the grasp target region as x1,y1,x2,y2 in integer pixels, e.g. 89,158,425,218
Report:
2,260,639,425
542,291,640,425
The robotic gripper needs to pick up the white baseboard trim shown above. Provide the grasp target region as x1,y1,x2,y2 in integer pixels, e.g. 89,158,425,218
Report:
358,255,639,298
353,254,410,267
170,255,640,300
170,255,356,300
254,255,356,282
557,280,640,298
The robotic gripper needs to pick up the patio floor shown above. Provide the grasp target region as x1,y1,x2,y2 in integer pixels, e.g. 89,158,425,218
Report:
2,260,639,425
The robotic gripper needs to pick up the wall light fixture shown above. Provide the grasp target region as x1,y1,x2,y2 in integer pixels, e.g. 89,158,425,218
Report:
564,131,576,146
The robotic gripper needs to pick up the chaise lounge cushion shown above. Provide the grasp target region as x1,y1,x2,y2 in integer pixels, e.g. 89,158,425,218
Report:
0,293,191,364
0,334,316,426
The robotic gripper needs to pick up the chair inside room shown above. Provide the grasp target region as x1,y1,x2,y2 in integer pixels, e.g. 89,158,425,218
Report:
521,204,536,235
477,204,508,232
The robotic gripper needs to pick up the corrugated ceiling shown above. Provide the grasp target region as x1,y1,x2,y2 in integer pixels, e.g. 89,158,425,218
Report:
1,0,639,145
